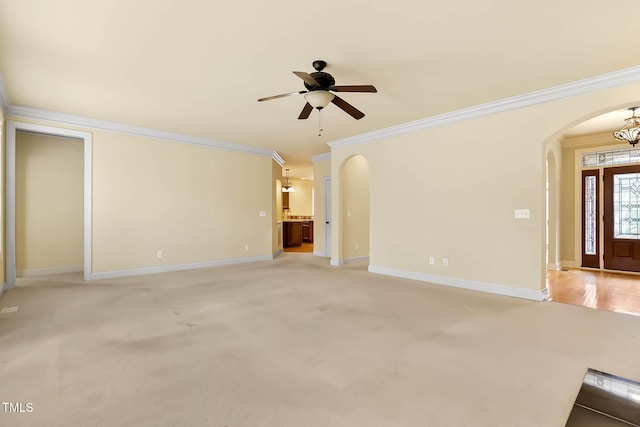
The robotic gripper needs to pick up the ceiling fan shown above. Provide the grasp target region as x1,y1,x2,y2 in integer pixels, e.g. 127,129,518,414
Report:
258,60,377,120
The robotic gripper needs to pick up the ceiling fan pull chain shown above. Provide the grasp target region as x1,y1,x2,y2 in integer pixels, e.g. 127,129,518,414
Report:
318,109,323,136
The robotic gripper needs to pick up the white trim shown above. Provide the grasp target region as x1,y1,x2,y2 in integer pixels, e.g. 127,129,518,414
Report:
547,262,562,271
272,150,285,166
89,255,273,280
313,250,328,257
6,121,92,288
343,255,369,265
368,265,548,301
272,248,283,259
312,152,331,162
330,258,342,266
6,104,275,158
541,287,550,301
0,282,6,299
18,266,83,278
329,65,640,150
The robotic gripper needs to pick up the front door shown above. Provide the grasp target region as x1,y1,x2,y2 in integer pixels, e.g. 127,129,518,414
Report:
604,165,640,272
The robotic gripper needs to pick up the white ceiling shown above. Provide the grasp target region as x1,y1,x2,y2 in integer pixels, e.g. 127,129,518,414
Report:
1,0,639,179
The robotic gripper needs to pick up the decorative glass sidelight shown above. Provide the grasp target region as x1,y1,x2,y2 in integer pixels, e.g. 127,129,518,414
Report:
613,172,640,239
584,175,597,254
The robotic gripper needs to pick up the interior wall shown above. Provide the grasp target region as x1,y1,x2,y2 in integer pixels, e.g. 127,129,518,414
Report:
313,157,331,256
273,161,283,255
287,179,313,216
331,82,640,294
91,130,274,273
15,131,83,275
0,109,5,287
340,155,370,261
546,140,562,270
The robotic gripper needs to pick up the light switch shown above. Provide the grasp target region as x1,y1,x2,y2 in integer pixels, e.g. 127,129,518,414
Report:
259,211,267,217
514,209,530,219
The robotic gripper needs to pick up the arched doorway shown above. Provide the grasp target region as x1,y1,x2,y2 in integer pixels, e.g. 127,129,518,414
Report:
332,155,370,266
545,105,640,316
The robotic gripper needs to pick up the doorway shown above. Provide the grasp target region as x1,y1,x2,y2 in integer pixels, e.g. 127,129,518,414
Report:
6,121,92,288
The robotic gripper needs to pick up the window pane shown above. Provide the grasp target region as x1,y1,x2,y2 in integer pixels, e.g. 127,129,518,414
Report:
613,172,640,239
584,175,597,254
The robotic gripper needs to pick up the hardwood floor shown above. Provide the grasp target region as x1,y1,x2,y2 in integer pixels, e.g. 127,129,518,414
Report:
546,268,640,317
283,242,314,253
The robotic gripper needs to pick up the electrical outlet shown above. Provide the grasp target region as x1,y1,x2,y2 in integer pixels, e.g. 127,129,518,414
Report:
156,250,163,258
429,257,435,265
244,244,249,251
355,243,359,250
514,209,530,219
442,258,449,267
259,210,267,217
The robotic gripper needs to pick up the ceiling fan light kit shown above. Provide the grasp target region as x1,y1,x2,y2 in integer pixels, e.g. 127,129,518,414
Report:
613,107,640,147
258,60,377,135
304,90,335,109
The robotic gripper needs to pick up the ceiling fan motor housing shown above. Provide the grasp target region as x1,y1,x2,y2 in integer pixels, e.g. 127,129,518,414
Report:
305,72,335,91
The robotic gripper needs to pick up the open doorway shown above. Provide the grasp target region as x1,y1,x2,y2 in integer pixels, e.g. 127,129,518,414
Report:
545,106,640,317
6,121,92,289
334,155,370,266
15,131,84,278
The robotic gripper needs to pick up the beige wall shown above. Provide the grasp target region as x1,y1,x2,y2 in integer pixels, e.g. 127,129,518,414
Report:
331,82,640,292
91,131,274,273
313,158,331,256
287,179,314,216
16,132,84,274
0,110,4,285
273,161,283,254
340,155,370,260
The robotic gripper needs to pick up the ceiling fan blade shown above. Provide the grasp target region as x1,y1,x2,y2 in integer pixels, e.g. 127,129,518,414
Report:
258,91,306,102
293,71,320,87
298,103,313,120
331,96,365,120
330,85,377,93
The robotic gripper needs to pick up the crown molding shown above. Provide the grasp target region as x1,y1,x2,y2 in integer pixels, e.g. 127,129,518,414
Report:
272,150,285,166
329,65,640,150
311,152,331,162
560,131,621,148
5,103,276,158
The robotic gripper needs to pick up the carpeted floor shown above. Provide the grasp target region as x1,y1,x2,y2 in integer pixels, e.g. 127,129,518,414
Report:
1,253,639,426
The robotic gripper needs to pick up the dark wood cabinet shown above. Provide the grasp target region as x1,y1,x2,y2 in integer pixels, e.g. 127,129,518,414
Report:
283,221,302,247
302,221,313,243
282,192,289,209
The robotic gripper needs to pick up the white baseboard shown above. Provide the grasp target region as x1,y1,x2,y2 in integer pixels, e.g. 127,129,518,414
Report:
562,260,580,269
272,248,283,259
89,254,274,280
330,258,341,266
368,265,548,301
18,265,83,277
0,281,6,299
547,262,562,271
344,256,369,265
313,250,328,257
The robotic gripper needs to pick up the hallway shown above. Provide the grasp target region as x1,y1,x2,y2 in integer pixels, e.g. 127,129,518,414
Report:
547,268,640,317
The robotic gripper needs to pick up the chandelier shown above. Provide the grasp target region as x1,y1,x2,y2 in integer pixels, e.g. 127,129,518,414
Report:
613,107,640,147
282,168,295,192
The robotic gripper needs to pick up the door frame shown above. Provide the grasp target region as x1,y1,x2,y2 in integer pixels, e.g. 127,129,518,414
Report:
323,176,331,257
6,121,93,288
